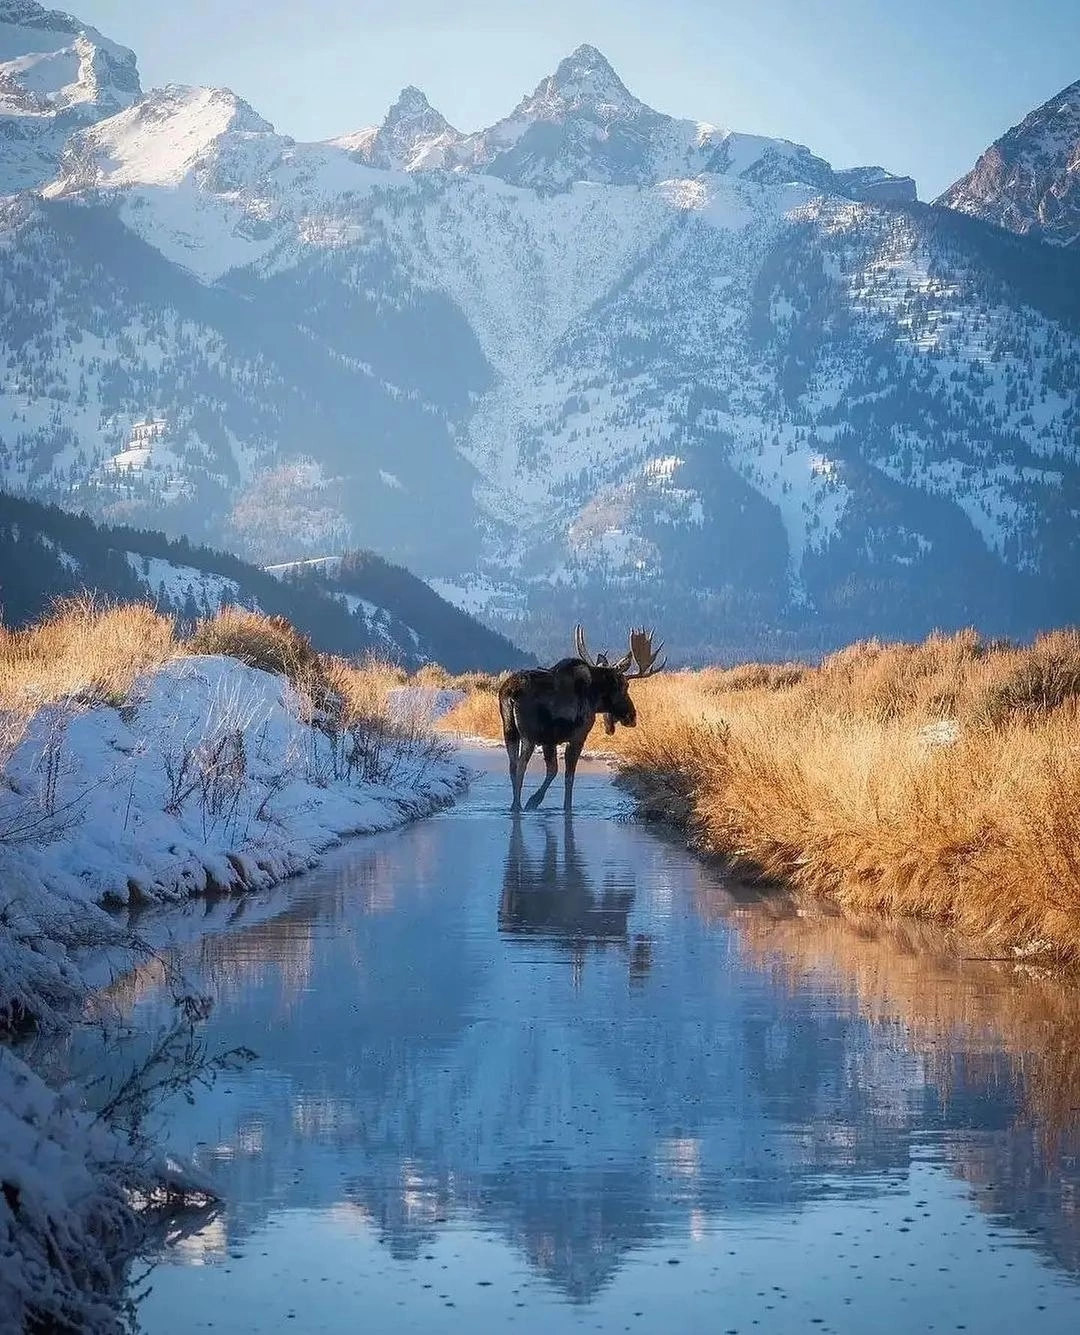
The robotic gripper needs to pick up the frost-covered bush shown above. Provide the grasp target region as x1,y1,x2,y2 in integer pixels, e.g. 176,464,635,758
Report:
1,1046,145,1333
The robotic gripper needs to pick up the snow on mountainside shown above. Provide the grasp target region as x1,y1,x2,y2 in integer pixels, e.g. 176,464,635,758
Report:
0,492,532,670
0,0,139,194
44,84,376,280
333,44,917,200
0,8,1077,659
938,78,1080,246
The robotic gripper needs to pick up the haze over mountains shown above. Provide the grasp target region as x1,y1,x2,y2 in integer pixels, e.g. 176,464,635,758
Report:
0,1,1078,659
0,490,531,670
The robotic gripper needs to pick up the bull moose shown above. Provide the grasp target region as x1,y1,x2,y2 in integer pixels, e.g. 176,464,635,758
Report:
498,625,666,811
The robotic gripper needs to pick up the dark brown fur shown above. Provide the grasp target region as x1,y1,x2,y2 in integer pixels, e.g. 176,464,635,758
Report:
497,657,637,811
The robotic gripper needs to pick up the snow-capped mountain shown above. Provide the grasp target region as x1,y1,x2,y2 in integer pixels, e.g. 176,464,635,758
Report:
332,85,465,172
335,44,917,200
0,5,1077,660
938,78,1080,246
0,0,139,193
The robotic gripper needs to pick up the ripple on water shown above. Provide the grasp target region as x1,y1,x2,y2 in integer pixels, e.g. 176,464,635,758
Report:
69,751,1080,1333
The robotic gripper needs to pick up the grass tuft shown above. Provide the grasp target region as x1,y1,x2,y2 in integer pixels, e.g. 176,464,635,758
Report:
0,596,176,715
186,608,321,685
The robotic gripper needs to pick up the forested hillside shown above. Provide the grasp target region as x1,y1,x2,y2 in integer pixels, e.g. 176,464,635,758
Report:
0,492,531,670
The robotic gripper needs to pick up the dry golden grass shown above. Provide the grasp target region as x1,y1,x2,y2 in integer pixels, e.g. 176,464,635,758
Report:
612,631,1080,962
187,611,426,744
322,655,401,724
0,597,178,792
437,686,504,739
0,601,429,786
412,662,505,693
438,630,1080,961
186,607,323,684
0,596,177,716
697,661,808,693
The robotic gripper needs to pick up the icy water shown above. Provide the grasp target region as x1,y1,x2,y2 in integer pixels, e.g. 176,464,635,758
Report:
90,750,1080,1333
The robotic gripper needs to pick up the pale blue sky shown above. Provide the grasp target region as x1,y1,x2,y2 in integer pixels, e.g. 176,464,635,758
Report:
76,0,1078,199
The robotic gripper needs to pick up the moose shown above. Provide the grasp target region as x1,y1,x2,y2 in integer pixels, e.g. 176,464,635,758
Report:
498,625,666,812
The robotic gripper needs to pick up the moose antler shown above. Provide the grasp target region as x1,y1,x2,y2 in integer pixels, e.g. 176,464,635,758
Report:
573,624,610,667
576,624,666,675
624,627,666,678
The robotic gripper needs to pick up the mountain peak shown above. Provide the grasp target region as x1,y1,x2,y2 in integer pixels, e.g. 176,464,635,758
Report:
334,84,462,171
524,43,645,123
122,84,275,141
937,76,1080,245
0,0,141,193
0,0,80,33
382,84,456,138
388,85,436,116
47,83,284,200
554,43,619,83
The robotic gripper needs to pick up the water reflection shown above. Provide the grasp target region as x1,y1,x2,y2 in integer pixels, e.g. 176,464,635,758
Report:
498,816,651,987
723,900,1080,1275
75,759,1080,1329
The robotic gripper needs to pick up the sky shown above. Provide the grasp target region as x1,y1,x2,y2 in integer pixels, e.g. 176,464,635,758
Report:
75,0,1079,200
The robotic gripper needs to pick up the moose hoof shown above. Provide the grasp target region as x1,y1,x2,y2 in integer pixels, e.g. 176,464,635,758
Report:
524,793,544,810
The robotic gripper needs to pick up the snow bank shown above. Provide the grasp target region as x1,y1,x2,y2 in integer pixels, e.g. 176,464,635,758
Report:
0,1045,143,1332
0,652,465,1327
0,1038,219,1333
1,654,464,1023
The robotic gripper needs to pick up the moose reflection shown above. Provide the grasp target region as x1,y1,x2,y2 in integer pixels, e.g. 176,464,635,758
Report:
498,815,652,984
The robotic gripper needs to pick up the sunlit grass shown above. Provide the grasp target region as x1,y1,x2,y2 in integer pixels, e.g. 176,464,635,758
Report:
440,630,1080,962
0,600,428,781
0,596,176,717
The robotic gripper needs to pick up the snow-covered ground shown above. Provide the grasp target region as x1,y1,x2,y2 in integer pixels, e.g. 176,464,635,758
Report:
0,653,466,1330
1,654,465,1022
0,1041,219,1333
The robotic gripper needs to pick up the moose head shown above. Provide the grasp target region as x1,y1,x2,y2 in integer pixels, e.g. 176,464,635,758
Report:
573,624,666,734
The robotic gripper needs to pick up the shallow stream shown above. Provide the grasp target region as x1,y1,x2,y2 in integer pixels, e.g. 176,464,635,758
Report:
80,750,1080,1331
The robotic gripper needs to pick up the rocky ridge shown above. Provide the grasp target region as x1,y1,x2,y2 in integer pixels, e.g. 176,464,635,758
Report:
938,78,1080,246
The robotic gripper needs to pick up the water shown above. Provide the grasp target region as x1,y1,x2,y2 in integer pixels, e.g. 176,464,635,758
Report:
85,750,1080,1331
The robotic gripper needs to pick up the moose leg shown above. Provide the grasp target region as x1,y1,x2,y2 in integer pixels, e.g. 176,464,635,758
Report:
563,735,585,812
512,740,536,811
525,742,558,810
503,720,522,810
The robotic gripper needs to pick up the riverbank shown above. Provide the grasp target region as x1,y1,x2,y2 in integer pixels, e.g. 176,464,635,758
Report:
0,601,465,1331
72,744,1080,1335
438,629,1080,965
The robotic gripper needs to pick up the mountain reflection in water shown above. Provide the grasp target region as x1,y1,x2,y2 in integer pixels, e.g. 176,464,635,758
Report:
75,754,1080,1330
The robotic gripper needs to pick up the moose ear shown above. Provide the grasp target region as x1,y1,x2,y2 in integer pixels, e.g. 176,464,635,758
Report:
570,663,592,693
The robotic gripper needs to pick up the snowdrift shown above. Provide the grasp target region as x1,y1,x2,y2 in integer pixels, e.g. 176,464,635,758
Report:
0,651,466,1329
